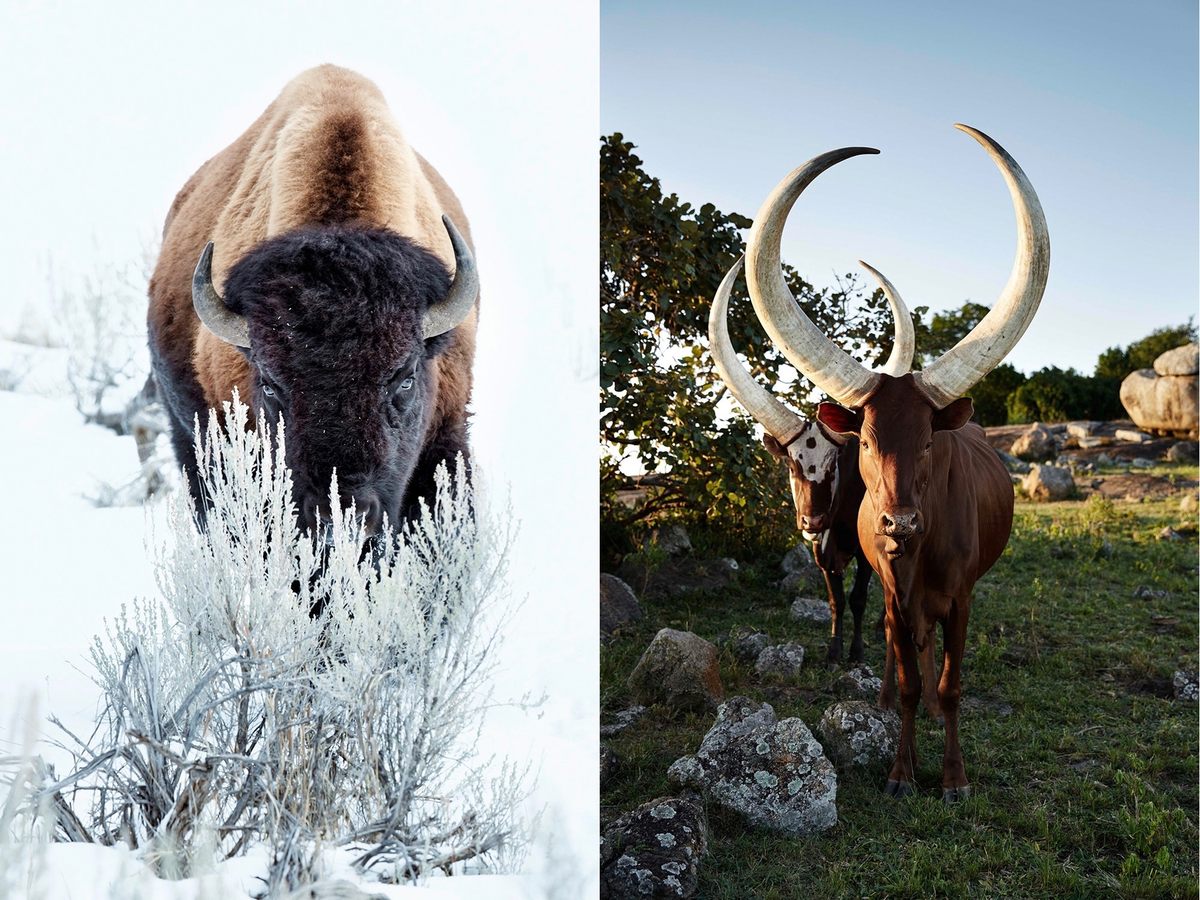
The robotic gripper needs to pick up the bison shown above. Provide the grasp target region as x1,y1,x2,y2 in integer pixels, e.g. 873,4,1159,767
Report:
743,125,1049,802
148,65,478,535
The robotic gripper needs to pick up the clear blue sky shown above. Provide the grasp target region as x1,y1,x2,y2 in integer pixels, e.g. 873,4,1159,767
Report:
602,0,1198,374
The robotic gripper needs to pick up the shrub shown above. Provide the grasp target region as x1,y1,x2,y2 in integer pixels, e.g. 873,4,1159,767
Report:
27,397,528,889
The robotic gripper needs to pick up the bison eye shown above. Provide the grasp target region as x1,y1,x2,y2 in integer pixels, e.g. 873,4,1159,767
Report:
262,382,277,398
398,376,415,393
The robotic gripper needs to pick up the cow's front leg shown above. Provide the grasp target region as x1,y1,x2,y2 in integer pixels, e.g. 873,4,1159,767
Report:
846,553,872,663
939,598,971,803
822,564,847,667
885,606,922,798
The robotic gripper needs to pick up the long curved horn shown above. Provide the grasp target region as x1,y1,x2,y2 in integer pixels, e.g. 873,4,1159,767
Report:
424,215,479,339
745,148,882,408
915,124,1049,408
858,260,915,376
708,256,805,445
192,242,250,348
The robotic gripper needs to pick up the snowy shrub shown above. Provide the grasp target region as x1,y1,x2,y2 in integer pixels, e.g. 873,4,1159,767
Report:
50,253,150,431
39,397,528,891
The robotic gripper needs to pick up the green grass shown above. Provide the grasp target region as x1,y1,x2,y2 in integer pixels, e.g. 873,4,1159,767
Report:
602,477,1199,899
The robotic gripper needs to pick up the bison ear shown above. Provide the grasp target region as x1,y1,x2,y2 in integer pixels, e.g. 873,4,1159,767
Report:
816,402,862,440
762,433,787,459
933,397,974,432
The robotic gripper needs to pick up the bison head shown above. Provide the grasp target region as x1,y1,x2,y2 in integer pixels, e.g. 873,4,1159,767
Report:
191,217,478,537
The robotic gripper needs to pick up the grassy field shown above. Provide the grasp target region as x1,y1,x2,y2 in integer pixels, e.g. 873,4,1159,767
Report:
601,469,1199,899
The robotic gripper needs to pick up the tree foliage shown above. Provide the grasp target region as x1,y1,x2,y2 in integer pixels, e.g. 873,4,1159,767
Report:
600,134,904,545
1095,320,1197,380
1006,366,1125,424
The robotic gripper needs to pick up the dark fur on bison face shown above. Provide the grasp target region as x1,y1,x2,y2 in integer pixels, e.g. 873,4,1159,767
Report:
222,225,454,536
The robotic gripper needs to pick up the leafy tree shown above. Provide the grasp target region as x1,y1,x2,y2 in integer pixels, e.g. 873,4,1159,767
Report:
969,363,1026,426
912,301,990,367
600,134,903,549
1006,366,1124,423
1095,320,1197,380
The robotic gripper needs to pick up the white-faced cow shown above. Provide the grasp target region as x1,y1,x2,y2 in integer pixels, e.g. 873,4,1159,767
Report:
708,256,919,670
744,125,1049,802
148,65,479,535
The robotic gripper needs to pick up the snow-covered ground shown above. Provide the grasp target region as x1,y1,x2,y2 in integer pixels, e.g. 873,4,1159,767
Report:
0,310,595,900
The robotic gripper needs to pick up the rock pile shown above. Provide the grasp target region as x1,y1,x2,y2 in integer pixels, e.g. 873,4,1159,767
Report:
1120,342,1198,437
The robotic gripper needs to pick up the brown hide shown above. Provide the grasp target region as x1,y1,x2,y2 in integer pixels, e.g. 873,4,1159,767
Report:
148,64,477,440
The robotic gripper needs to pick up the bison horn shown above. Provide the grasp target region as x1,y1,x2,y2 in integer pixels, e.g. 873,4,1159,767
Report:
192,242,251,348
745,148,884,408
424,215,479,339
915,124,1050,408
708,256,806,445
857,259,915,376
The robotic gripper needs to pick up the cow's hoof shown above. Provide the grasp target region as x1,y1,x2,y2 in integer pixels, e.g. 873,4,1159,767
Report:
942,785,971,804
884,779,914,798
848,646,865,665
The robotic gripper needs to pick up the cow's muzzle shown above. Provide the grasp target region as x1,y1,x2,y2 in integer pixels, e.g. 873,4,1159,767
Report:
878,508,922,540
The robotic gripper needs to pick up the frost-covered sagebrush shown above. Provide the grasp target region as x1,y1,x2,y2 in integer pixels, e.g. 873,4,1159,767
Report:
40,397,527,890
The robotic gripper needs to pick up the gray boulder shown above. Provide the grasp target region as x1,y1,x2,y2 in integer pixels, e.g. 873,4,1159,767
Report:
1181,492,1198,516
1154,342,1199,376
601,705,648,738
649,523,693,557
1172,670,1198,703
601,574,643,638
995,449,1031,474
781,542,817,575
1022,464,1076,502
628,629,723,712
754,643,805,678
817,701,900,769
600,795,708,899
1011,423,1056,461
667,696,837,835
1120,362,1198,436
838,664,883,699
1166,441,1198,463
725,626,770,664
790,596,832,624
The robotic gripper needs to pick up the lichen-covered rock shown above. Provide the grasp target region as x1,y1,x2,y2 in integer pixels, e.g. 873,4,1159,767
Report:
1172,670,1198,703
649,523,693,557
817,701,900,769
754,643,805,678
1120,366,1199,436
1166,441,1198,463
600,795,708,899
601,744,620,790
667,696,837,835
1022,464,1076,501
781,542,817,575
628,629,723,712
838,664,883,699
601,705,647,738
1181,492,1199,516
1154,342,1199,377
790,596,832,624
1011,423,1056,461
995,449,1031,474
725,626,770,664
601,573,643,638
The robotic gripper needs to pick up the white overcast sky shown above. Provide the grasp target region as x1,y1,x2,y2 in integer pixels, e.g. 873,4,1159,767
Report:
603,0,1199,374
1,0,599,880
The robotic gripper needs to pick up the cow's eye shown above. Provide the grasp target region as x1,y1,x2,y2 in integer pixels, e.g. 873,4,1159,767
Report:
398,376,415,392
262,382,277,398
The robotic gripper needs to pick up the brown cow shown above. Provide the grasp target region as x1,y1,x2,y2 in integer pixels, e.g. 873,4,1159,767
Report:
708,256,922,669
148,65,479,534
744,125,1049,802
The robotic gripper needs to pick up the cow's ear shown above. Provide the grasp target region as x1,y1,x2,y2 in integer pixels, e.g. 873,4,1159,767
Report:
762,433,787,459
933,397,974,432
816,402,861,439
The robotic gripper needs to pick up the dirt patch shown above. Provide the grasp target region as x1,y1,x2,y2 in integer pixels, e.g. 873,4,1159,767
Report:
1083,473,1194,502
